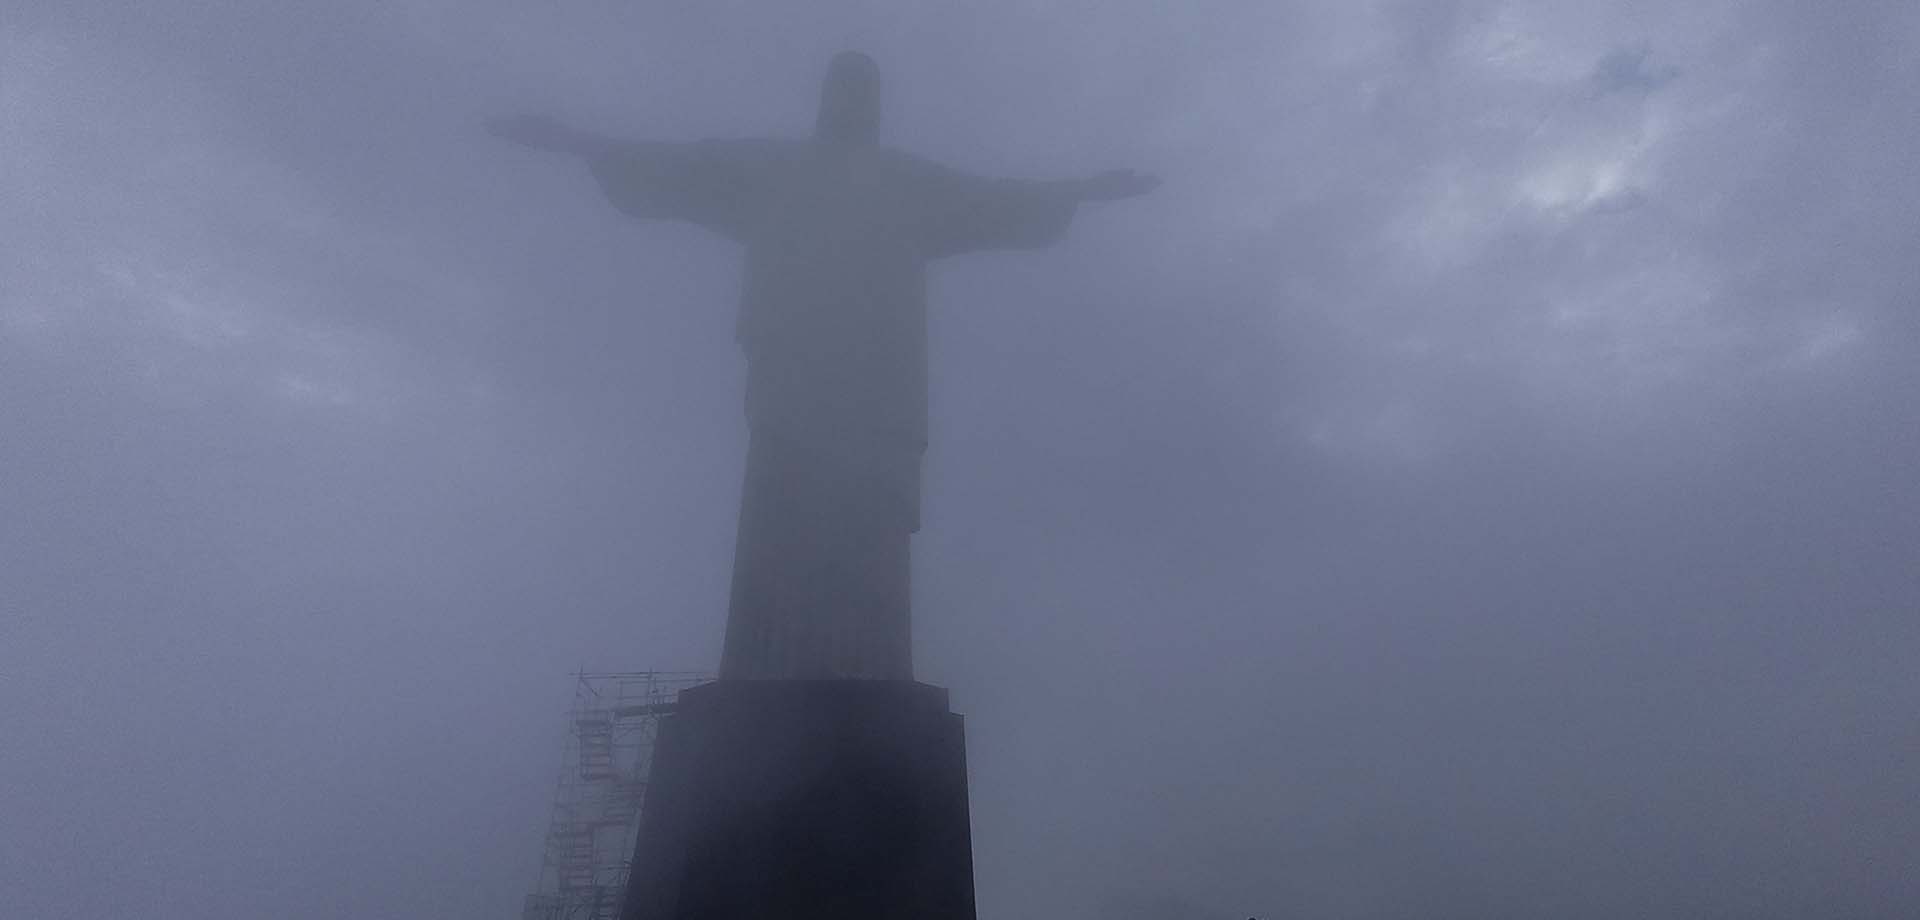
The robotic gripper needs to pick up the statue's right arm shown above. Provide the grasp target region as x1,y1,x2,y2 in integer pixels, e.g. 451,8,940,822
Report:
490,116,783,239
486,114,633,160
1050,169,1162,203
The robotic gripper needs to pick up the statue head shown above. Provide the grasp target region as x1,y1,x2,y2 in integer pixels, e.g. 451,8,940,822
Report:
815,51,882,146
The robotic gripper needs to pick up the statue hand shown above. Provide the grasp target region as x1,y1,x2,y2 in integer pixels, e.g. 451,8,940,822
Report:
1078,169,1161,201
487,114,577,153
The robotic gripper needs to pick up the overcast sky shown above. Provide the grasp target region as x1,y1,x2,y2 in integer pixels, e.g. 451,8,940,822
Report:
3,2,1917,918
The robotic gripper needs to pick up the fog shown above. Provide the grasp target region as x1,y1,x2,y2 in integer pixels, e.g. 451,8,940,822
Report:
3,2,1916,918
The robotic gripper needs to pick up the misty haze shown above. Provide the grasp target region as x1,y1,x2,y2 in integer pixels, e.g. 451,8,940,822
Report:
3,3,1916,920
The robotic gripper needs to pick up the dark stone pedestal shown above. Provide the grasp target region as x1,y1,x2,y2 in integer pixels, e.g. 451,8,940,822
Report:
620,680,976,920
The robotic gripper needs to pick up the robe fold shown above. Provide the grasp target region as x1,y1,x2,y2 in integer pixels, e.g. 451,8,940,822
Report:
589,138,1077,679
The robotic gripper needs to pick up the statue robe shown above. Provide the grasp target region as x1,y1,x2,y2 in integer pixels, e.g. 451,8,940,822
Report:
590,138,1077,680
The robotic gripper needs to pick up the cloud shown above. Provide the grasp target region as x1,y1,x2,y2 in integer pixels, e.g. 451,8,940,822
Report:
0,26,491,417
1591,44,1682,96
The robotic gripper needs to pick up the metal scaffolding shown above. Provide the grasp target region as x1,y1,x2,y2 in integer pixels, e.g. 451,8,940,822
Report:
522,671,711,920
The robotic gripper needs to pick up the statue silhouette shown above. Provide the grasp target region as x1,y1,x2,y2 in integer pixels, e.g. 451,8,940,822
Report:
493,51,1157,681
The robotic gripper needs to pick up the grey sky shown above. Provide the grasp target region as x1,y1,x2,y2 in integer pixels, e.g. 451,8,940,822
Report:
3,2,1916,918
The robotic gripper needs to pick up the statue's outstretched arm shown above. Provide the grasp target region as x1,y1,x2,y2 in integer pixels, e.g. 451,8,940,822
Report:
912,161,1159,258
486,114,627,160
490,116,781,240
1054,169,1161,203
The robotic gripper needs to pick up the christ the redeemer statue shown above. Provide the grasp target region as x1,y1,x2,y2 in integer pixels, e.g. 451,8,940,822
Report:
493,51,1156,682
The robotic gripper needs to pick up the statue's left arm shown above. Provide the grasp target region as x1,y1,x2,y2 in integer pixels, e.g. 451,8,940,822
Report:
912,161,1159,259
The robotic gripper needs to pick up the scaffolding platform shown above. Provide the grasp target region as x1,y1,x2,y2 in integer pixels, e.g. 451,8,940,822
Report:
522,671,711,920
